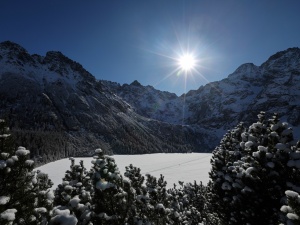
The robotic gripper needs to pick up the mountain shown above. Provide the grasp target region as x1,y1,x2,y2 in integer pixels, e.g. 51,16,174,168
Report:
0,41,214,165
0,41,299,165
111,47,300,139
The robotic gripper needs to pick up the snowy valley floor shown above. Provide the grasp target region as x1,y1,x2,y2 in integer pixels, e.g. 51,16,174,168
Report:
37,153,212,189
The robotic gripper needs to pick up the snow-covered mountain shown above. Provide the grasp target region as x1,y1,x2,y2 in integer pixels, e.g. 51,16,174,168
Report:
0,41,299,164
110,47,300,139
0,41,214,164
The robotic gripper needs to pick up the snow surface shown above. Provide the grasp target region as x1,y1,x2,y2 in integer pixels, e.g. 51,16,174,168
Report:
37,153,212,189
0,208,17,221
0,196,10,205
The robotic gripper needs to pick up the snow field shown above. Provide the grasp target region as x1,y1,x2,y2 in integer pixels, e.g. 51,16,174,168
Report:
37,153,212,189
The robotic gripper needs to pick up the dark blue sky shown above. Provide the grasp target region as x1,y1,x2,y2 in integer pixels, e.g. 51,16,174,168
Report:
1,1,300,95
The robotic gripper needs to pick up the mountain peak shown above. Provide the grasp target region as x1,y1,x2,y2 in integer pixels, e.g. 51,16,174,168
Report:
227,63,260,80
234,63,256,73
130,80,142,86
0,41,35,66
0,41,28,53
262,47,300,70
44,51,73,63
43,50,94,81
266,47,300,62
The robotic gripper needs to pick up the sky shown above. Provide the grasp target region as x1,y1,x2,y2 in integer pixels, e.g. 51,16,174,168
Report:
1,1,300,96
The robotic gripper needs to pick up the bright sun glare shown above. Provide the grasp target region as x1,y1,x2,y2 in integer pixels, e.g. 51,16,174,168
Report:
178,54,196,71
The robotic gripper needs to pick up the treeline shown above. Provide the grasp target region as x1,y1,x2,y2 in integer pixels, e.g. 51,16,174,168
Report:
1,113,300,224
11,129,114,166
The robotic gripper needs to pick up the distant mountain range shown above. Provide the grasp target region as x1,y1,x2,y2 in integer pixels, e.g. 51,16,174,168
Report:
0,41,299,164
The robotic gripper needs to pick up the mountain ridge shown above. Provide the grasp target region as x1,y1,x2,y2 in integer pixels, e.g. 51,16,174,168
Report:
0,41,299,165
115,46,300,133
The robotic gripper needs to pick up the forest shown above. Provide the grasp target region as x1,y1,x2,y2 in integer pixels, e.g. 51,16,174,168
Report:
0,112,300,225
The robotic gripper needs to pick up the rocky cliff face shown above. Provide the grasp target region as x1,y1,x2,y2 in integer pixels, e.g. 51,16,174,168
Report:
1,41,299,164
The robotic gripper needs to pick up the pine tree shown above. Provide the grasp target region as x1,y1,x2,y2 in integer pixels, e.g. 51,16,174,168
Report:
168,181,205,224
0,119,53,224
123,164,145,224
53,157,93,225
207,112,300,224
233,113,300,224
91,148,131,225
281,190,300,225
206,122,246,225
144,173,171,224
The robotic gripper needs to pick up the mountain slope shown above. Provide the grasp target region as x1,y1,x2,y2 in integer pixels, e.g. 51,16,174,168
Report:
0,41,214,165
113,48,300,139
185,48,300,132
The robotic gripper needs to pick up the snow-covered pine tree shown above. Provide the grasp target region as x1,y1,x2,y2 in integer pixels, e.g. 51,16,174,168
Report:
91,148,131,225
207,112,300,225
281,190,300,225
168,181,205,224
123,164,146,224
224,112,275,224
144,173,171,224
280,141,300,225
183,181,206,223
53,157,93,225
206,122,246,225
233,112,300,224
33,170,55,224
0,119,53,224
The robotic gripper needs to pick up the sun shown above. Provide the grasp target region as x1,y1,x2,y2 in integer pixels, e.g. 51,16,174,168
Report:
178,54,196,71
